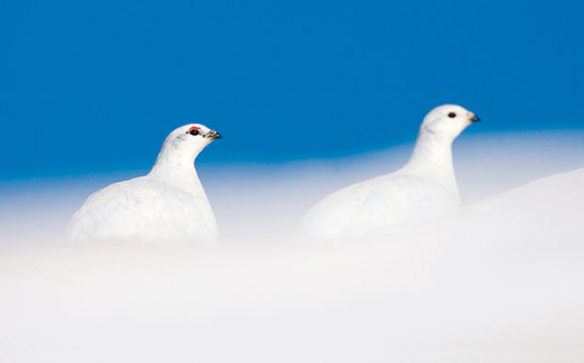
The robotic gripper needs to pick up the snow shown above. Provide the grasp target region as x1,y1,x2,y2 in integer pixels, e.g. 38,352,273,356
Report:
0,131,583,362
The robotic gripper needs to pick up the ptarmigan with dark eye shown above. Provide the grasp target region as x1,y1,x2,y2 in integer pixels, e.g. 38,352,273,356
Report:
299,104,480,242
66,124,222,244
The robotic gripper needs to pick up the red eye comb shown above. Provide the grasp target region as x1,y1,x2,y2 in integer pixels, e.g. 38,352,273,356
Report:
188,126,200,131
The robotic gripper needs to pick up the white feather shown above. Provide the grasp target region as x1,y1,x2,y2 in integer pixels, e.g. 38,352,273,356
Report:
66,124,221,244
299,104,479,241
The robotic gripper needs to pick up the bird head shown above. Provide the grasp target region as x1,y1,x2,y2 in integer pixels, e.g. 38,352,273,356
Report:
160,123,222,158
181,124,222,141
419,105,480,141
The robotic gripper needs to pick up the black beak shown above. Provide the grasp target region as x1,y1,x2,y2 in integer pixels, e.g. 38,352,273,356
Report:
470,115,481,122
210,130,222,140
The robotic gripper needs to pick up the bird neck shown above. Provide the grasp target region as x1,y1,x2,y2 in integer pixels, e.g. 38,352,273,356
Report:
149,144,202,188
404,131,458,186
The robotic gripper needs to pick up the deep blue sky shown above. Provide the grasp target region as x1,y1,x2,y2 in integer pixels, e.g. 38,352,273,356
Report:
2,0,583,180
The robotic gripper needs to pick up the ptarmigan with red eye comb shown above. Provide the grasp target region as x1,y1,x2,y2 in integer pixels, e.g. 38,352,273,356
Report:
66,124,222,244
299,105,480,242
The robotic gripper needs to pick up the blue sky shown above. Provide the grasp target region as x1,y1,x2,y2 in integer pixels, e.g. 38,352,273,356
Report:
2,0,583,180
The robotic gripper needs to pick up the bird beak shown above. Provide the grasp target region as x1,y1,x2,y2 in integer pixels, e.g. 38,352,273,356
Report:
470,114,481,122
208,130,222,140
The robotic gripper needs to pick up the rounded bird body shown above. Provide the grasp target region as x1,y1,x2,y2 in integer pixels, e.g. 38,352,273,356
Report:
299,105,479,242
66,124,222,244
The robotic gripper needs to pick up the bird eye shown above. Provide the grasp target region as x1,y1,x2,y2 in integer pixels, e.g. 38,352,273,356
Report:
448,112,456,118
189,129,200,136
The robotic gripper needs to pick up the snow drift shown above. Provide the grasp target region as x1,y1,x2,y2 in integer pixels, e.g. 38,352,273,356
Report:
0,131,583,363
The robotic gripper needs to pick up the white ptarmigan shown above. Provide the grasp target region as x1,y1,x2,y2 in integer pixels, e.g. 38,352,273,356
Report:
66,124,222,244
299,104,480,241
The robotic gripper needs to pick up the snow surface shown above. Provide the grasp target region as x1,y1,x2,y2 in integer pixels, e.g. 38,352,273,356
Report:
0,131,583,363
